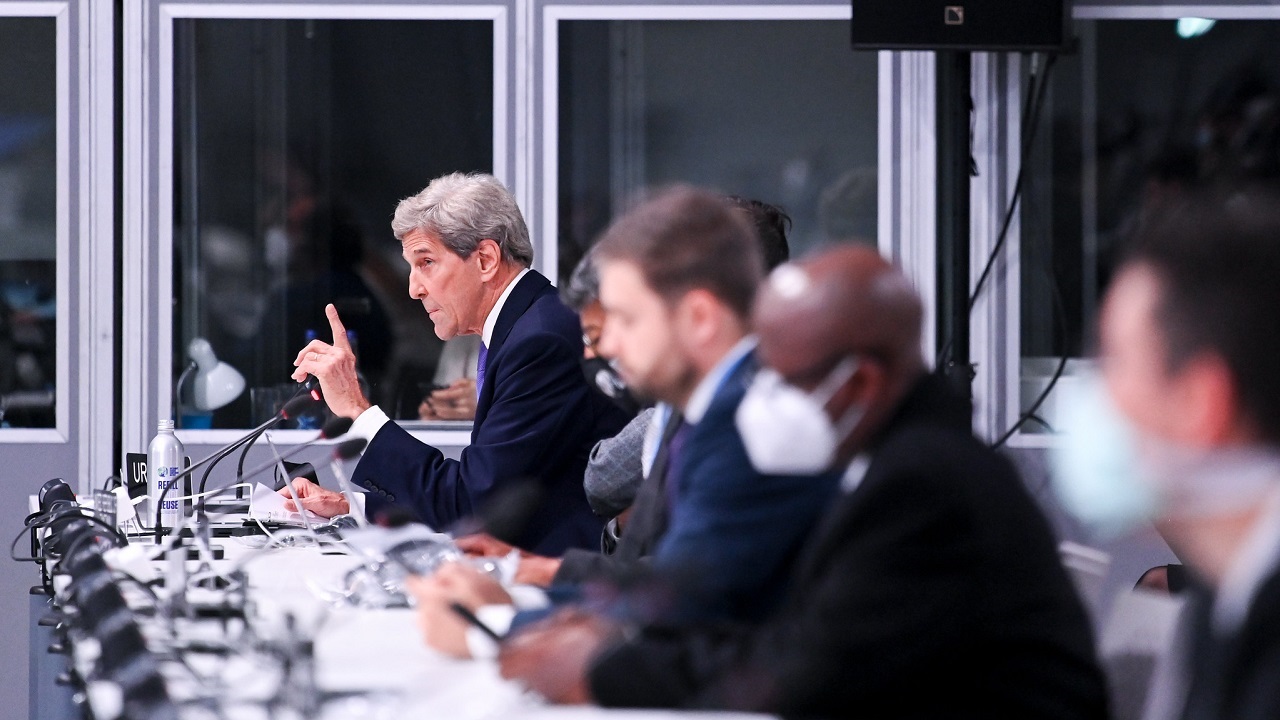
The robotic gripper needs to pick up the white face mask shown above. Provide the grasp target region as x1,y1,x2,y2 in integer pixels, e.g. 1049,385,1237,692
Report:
1052,373,1280,537
735,357,862,475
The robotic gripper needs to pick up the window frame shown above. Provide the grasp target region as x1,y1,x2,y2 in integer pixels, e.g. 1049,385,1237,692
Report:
122,0,516,455
535,2,934,355
0,3,71,443
986,3,1280,448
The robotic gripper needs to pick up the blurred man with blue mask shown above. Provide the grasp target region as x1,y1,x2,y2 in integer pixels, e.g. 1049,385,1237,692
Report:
496,245,1107,718
1063,186,1280,720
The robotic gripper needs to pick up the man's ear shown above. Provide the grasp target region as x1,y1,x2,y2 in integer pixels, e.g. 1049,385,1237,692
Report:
830,358,881,417
1177,354,1244,447
675,289,720,348
474,239,503,280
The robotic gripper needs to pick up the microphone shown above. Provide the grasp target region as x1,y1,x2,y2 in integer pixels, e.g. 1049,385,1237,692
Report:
28,479,125,561
334,437,367,460
261,435,364,533
153,393,319,543
38,478,76,513
265,434,316,534
143,416,357,618
303,375,323,402
202,392,319,497
228,384,329,503
453,478,546,547
231,416,355,484
329,438,370,528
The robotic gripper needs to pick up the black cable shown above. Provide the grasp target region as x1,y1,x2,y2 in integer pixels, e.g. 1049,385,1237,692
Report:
10,524,38,563
968,52,1058,313
234,383,308,490
936,52,1055,369
1023,412,1055,433
992,257,1070,448
12,507,125,562
54,529,125,571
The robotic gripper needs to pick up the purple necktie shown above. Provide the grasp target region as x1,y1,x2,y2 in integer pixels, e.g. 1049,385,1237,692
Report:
476,341,488,399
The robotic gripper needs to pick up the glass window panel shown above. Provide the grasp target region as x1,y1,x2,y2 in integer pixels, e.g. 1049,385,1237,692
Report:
0,17,57,429
558,20,879,282
173,19,494,429
1021,19,1280,433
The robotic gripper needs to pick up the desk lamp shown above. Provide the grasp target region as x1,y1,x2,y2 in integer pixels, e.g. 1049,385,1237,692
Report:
176,338,245,428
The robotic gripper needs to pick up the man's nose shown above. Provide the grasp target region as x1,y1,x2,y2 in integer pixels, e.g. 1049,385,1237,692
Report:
596,326,617,359
408,273,426,299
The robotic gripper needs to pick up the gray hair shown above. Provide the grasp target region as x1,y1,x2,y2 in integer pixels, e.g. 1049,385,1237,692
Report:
392,172,534,267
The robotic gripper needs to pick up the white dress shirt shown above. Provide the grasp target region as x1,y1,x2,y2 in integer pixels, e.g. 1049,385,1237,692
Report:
349,267,531,443
682,336,757,425
1212,486,1280,634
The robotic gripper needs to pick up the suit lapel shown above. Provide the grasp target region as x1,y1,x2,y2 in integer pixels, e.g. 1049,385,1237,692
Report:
617,410,685,561
473,269,551,429
487,270,550,359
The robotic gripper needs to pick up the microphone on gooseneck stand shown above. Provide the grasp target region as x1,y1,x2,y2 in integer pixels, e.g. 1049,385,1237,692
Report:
329,438,370,528
265,434,364,535
199,392,319,498
231,376,324,497
303,375,323,402
194,416,356,535
230,416,354,487
38,478,76,512
153,393,321,544
264,433,315,535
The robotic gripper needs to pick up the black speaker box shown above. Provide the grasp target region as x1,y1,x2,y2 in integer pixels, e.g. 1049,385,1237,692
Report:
851,0,1066,51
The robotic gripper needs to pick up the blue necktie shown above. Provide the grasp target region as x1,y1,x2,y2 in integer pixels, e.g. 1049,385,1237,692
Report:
476,341,488,399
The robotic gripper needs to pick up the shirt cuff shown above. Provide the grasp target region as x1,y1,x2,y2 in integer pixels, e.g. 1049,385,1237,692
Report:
465,604,517,660
343,487,366,521
507,585,551,611
349,405,390,444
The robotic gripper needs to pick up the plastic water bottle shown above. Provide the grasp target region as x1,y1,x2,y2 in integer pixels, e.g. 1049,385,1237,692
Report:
148,419,186,531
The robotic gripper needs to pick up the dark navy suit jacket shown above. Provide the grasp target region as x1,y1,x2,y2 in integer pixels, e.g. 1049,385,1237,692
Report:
513,350,838,632
651,351,840,623
352,270,629,554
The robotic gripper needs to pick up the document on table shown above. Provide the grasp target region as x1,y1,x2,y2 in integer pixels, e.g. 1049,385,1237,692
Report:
249,482,325,525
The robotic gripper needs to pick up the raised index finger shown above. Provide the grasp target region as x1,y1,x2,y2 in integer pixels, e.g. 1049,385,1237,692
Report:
326,304,351,350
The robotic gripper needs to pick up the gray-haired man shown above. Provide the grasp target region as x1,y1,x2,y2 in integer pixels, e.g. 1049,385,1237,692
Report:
286,172,629,554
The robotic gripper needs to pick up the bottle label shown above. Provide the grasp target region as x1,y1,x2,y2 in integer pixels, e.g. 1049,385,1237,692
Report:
156,467,182,510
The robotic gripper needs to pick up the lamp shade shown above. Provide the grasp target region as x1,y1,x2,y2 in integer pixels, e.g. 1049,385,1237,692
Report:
187,338,245,411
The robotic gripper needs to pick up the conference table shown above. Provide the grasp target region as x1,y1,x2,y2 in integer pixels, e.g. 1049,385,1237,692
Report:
30,517,772,720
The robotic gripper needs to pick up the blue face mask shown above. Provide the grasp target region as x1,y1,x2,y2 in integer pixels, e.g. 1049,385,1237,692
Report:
1050,375,1159,538
1052,373,1280,538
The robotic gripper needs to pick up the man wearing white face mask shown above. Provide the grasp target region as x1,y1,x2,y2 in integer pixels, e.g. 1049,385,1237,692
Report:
497,245,1107,717
1078,187,1280,720
409,187,840,659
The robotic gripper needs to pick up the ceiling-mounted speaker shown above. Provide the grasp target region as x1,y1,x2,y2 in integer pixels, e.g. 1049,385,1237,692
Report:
851,0,1066,51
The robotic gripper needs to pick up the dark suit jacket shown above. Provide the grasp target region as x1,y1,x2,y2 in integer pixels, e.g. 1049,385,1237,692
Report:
1181,565,1280,720
352,270,628,555
556,352,840,624
589,373,1109,719
556,408,684,584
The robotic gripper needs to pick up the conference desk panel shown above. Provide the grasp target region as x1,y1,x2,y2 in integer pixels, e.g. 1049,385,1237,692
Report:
31,529,771,720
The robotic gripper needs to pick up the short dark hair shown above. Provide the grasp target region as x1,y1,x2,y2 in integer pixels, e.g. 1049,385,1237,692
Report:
725,196,791,270
1123,185,1280,443
594,186,763,320
561,247,600,312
